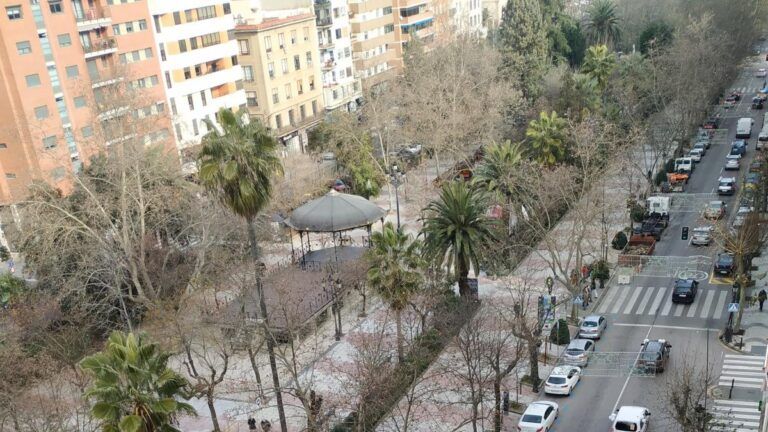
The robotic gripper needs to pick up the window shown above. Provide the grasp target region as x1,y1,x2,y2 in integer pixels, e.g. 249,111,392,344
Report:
170,98,177,115
297,79,303,95
200,90,207,106
81,126,93,137
303,27,309,41
281,58,288,74
285,83,291,99
43,135,57,149
179,39,187,52
264,36,272,52
290,30,296,44
300,104,306,119
165,71,172,89
309,75,315,91
201,33,220,47
174,123,182,140
132,51,140,61
238,39,249,55
16,40,31,54
335,28,341,39
125,21,134,33
74,96,86,107
65,65,79,78
192,119,199,135
332,89,338,100
173,11,181,25
272,88,279,104
139,19,147,30
289,109,295,125
187,36,197,50
160,43,166,60
242,65,254,82
246,91,257,107
5,173,16,179
294,55,300,70
312,100,318,115
268,62,274,78
144,48,152,58
278,33,284,48
6,5,22,20
223,2,231,14
194,64,202,76
197,5,215,20
383,6,392,14
184,9,193,22
49,0,63,14
384,24,394,34
306,51,312,66
34,105,49,119
57,33,71,47
153,15,161,33
275,113,282,128
112,24,121,35
187,94,194,110
25,74,40,87
183,67,191,79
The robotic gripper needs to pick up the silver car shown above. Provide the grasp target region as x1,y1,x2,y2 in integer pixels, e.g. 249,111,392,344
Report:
691,226,713,246
579,315,607,339
564,339,595,367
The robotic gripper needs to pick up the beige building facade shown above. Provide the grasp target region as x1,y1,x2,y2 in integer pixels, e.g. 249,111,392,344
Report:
235,13,324,152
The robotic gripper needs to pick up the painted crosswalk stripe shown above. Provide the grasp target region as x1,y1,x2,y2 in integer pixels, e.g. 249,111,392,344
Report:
597,285,621,313
660,290,674,316
719,354,764,390
610,286,631,314
712,399,761,431
686,296,700,317
673,302,685,317
648,287,667,315
713,291,728,319
700,290,716,318
634,287,655,315
623,287,644,314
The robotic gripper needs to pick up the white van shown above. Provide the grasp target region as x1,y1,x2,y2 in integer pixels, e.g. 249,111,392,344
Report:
758,129,768,149
674,157,693,173
736,117,754,138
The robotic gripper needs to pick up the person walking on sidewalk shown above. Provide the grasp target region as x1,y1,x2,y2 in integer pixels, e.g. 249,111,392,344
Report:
758,289,767,311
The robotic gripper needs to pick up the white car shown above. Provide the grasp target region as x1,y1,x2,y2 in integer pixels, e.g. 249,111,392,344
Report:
691,226,713,246
610,406,650,432
518,401,559,432
544,366,582,396
757,68,767,77
725,154,741,170
718,177,737,195
688,148,703,162
693,142,707,155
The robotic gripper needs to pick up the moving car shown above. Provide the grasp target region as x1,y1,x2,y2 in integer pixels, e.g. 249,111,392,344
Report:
753,96,764,110
736,117,754,138
518,401,559,432
579,315,607,339
563,339,596,367
688,148,703,162
725,154,741,170
714,253,735,276
717,177,737,195
731,140,747,155
758,68,767,78
609,406,651,432
704,200,726,219
724,94,738,108
544,366,582,396
672,278,699,304
691,226,713,246
637,339,671,373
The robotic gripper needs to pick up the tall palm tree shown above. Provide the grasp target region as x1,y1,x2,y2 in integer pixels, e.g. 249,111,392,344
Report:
525,111,568,166
197,108,288,431
80,331,195,432
584,0,620,48
581,44,617,91
421,181,499,298
472,140,525,200
366,222,423,362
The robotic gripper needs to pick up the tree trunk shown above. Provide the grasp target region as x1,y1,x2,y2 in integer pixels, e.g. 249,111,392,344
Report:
395,308,404,363
457,258,470,298
493,378,502,432
528,341,540,391
247,346,265,401
734,253,747,332
207,391,221,432
246,217,260,260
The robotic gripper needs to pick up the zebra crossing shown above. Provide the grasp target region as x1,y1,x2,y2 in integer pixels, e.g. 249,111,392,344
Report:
710,399,761,432
731,86,766,93
718,354,765,390
595,285,729,319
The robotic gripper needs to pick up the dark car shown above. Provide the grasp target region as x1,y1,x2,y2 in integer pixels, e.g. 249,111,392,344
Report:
714,253,735,276
753,97,764,110
637,339,671,373
731,140,747,155
703,117,720,129
672,279,699,304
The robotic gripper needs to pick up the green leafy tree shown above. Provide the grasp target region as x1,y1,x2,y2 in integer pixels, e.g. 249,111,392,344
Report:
525,111,568,166
80,331,195,432
197,108,289,431
497,0,548,99
0,274,24,308
638,21,674,55
584,0,621,48
557,71,601,119
473,140,525,200
366,222,423,362
581,45,617,91
561,16,587,67
422,181,499,298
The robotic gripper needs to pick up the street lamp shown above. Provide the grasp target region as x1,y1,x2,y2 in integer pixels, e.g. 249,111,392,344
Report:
390,165,403,229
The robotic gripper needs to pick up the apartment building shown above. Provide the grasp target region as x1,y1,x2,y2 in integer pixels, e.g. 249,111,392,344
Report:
0,0,169,204
348,0,397,90
481,0,504,28
449,0,485,35
147,0,246,154
314,0,362,112
234,11,324,152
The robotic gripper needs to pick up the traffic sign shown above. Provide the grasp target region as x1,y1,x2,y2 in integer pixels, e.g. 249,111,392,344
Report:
573,295,583,305
728,303,740,313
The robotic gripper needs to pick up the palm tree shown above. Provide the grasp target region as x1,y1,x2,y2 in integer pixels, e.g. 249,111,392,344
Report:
581,44,617,91
80,331,195,432
472,140,525,200
197,108,288,431
422,181,499,298
584,0,620,48
525,111,568,166
366,222,423,362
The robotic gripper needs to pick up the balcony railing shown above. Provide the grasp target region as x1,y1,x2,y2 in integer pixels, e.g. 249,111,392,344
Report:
75,7,110,23
318,39,334,49
317,17,332,27
321,59,336,70
82,37,117,56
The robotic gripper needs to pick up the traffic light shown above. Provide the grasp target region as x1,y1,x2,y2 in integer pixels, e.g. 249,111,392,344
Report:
682,226,689,240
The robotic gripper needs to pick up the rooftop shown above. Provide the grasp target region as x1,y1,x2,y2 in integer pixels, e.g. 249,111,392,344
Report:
235,13,315,32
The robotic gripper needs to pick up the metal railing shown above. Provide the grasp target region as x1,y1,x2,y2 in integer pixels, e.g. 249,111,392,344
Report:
82,37,117,54
75,7,110,22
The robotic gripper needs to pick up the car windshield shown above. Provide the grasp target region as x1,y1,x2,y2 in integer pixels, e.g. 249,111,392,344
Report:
719,255,734,264
709,202,723,210
547,376,566,384
674,285,691,293
521,414,542,424
615,421,639,431
582,321,598,327
640,351,661,361
566,348,584,355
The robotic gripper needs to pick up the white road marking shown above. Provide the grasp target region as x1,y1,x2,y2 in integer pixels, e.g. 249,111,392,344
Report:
597,284,621,313
634,287,655,315
611,324,653,414
648,287,667,314
713,291,728,319
674,303,685,317
610,286,631,314
623,287,643,314
686,297,700,317
612,323,719,331
700,290,716,318
660,291,674,316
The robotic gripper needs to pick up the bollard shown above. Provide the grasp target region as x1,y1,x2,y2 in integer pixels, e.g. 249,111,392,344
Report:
730,378,735,399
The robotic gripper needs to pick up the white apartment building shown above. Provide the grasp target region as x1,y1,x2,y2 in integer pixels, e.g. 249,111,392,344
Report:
348,0,398,90
451,0,486,36
315,0,363,112
148,0,247,153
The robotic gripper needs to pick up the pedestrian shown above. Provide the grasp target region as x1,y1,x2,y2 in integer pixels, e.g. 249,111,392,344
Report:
247,418,257,430
260,420,272,432
759,289,767,312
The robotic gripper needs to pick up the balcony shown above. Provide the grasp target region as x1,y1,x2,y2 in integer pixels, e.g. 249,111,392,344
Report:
318,39,335,50
91,76,125,89
274,113,323,138
76,8,111,31
83,37,118,59
321,59,336,71
317,17,332,27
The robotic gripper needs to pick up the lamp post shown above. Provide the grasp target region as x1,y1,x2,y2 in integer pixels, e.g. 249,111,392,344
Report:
390,165,402,229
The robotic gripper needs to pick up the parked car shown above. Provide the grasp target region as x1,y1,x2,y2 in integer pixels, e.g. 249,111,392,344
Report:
518,401,559,432
717,177,737,195
758,68,767,77
704,200,726,219
689,148,703,162
724,94,738,108
746,172,761,190
672,278,699,304
691,226,713,246
609,406,651,432
563,339,596,367
728,91,743,101
733,207,751,228
544,366,582,396
714,253,735,276
637,339,671,373
731,140,747,155
725,154,741,170
579,315,607,339
753,96,764,110
693,142,707,155
695,138,711,149
703,117,720,129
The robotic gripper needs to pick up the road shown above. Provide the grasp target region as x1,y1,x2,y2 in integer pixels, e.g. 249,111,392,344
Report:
539,47,768,432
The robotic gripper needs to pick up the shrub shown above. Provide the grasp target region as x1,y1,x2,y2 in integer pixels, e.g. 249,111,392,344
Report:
592,259,610,281
611,231,628,250
549,319,570,345
630,202,646,223
0,246,10,262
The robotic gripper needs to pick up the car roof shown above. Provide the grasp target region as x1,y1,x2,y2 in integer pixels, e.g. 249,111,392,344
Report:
568,339,591,349
616,406,649,422
720,177,736,182
709,200,724,206
583,314,602,322
693,226,713,231
675,278,694,286
526,402,554,415
643,340,664,351
718,253,734,260
550,365,577,376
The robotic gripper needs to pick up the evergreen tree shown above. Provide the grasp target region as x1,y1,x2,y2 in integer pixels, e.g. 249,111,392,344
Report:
498,0,548,100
